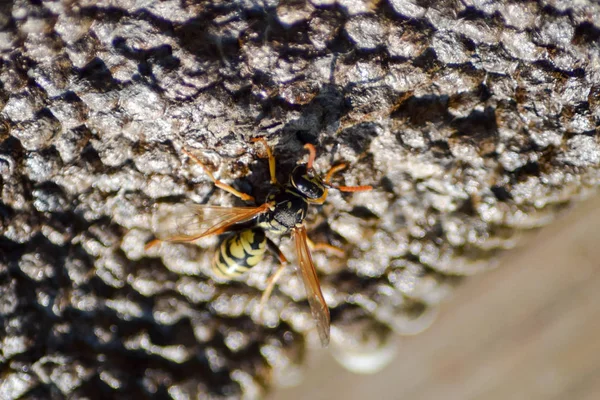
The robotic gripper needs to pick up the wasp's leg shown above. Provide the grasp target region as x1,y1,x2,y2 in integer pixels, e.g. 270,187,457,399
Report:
306,237,345,258
0,119,10,135
182,147,255,202
144,238,162,250
258,238,288,316
325,163,373,192
251,137,278,185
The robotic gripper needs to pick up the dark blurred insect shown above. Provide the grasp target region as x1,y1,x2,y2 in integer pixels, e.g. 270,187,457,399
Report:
146,138,372,346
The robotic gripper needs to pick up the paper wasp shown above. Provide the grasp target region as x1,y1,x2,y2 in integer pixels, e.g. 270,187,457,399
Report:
146,138,372,346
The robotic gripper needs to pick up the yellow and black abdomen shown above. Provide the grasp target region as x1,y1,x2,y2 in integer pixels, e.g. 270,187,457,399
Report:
212,227,267,278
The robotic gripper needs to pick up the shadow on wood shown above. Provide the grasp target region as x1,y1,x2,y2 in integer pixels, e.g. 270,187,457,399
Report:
273,195,600,400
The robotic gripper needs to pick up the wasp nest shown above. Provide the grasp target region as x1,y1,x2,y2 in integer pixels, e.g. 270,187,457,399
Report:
1,0,599,399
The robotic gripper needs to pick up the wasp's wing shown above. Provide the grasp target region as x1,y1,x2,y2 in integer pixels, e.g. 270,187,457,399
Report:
293,225,331,347
149,203,270,247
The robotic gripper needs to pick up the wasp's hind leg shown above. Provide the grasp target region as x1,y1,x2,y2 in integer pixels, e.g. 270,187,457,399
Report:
182,147,255,202
251,137,278,186
306,237,345,258
144,238,162,250
258,238,288,317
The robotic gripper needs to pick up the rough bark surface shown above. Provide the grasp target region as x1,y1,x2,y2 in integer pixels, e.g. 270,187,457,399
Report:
0,0,599,399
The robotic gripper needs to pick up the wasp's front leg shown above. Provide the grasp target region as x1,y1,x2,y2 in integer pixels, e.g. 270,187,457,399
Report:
251,137,278,186
182,147,255,202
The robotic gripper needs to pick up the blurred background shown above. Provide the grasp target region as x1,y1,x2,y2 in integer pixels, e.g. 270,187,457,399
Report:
272,196,600,400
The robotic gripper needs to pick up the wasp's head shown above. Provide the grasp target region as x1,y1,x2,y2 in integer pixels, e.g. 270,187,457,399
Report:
290,165,327,200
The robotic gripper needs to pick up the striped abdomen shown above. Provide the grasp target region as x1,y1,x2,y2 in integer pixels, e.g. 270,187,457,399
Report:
212,227,267,278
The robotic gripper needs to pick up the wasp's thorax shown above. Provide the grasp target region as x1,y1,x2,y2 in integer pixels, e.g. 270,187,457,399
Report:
257,165,328,234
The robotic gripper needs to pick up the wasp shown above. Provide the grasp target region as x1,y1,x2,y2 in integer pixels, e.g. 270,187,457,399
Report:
146,139,372,346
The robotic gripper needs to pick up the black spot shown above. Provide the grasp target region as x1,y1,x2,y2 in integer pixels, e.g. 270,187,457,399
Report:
491,185,512,201
350,206,378,220
77,58,116,92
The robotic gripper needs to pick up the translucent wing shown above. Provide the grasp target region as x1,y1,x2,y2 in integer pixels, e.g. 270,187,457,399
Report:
147,203,270,248
293,225,331,347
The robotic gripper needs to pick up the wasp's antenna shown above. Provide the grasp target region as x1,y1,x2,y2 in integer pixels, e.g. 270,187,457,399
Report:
324,163,372,192
336,184,373,192
303,143,317,169
324,164,346,184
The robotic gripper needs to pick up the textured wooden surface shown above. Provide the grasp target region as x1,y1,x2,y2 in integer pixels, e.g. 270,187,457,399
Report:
3,2,600,397
273,195,600,400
